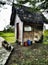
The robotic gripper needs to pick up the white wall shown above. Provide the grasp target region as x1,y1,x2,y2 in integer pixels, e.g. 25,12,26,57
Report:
15,14,23,44
19,22,23,43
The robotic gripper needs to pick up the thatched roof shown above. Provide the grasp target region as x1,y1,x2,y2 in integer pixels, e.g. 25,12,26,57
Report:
10,5,47,26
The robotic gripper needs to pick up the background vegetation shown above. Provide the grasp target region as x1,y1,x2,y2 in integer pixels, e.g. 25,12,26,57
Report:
0,30,48,44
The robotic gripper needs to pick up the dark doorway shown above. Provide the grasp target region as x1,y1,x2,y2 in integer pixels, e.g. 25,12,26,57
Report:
17,23,19,40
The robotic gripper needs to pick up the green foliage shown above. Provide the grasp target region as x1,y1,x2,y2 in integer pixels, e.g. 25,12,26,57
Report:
14,3,40,13
3,26,14,33
43,30,48,44
14,0,48,10
16,0,37,7
39,0,48,9
16,0,29,4
6,27,14,32
43,30,48,36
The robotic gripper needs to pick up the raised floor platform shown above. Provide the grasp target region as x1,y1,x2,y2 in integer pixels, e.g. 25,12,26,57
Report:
0,38,13,65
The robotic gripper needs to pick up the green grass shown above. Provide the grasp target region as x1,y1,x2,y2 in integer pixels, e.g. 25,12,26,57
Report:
0,32,15,44
43,30,48,44
43,30,48,36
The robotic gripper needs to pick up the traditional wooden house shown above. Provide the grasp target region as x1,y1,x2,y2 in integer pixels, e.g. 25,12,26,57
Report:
10,5,47,45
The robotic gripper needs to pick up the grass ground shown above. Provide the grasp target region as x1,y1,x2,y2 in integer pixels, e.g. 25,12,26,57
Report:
0,32,15,44
0,31,48,65
43,30,48,44
7,43,48,65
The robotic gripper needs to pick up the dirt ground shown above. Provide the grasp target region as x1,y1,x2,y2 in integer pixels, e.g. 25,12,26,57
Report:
6,43,48,65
